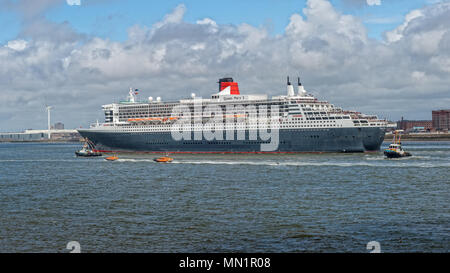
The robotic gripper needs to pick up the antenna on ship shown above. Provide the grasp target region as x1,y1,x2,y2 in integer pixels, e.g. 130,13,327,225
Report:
128,87,136,103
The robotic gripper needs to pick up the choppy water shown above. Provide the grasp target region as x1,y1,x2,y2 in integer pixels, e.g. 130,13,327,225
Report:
0,142,448,253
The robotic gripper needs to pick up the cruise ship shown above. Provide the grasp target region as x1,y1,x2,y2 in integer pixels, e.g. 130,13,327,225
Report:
78,77,388,153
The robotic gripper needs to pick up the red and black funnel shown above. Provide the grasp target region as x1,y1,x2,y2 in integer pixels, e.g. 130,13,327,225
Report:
218,78,240,95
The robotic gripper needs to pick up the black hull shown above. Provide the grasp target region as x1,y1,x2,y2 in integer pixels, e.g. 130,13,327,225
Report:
78,127,385,153
384,151,412,158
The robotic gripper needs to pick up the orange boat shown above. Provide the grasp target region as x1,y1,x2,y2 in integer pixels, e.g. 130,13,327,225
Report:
105,156,119,161
154,156,173,163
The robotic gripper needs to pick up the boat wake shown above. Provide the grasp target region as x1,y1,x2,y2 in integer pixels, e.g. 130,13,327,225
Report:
170,160,450,168
365,155,433,161
0,159,86,162
2,158,448,168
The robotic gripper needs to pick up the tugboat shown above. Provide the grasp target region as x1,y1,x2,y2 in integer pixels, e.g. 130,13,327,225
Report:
384,130,412,159
75,139,102,157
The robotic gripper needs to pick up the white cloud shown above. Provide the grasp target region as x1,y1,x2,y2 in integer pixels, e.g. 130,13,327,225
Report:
196,18,217,27
410,29,446,55
385,9,424,43
5,40,28,51
367,0,381,6
191,43,206,51
66,0,81,6
411,71,426,82
196,18,219,33
154,4,186,28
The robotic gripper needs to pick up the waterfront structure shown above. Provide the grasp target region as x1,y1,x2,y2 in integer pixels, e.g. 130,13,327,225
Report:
397,118,433,132
54,122,65,130
0,129,80,142
432,110,450,131
0,131,48,142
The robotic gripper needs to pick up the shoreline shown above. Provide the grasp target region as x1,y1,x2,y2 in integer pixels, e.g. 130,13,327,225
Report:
0,140,82,144
383,139,450,142
384,133,450,142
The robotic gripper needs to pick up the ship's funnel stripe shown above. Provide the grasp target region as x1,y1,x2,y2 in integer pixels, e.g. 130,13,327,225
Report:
220,82,240,95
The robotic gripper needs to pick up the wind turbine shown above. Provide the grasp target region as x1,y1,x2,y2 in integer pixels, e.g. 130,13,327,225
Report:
46,105,53,140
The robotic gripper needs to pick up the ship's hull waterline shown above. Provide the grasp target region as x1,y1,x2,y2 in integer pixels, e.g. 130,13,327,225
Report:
78,127,385,154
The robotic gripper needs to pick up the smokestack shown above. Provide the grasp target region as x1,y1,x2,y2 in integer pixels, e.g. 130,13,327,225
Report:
298,77,306,96
218,78,240,95
287,76,295,97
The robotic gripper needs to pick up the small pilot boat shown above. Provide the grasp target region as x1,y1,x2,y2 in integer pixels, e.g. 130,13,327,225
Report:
105,156,119,161
75,141,102,157
154,156,174,163
384,130,412,159
75,148,102,157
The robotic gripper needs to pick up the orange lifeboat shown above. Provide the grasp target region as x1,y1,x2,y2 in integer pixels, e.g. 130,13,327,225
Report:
154,156,173,163
105,156,119,161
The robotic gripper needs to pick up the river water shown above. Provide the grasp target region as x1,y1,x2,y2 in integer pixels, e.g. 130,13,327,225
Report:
0,142,448,252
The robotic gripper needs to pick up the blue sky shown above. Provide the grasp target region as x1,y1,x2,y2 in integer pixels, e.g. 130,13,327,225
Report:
0,0,435,44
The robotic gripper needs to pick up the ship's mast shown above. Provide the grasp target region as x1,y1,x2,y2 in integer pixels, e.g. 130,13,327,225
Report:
128,88,136,103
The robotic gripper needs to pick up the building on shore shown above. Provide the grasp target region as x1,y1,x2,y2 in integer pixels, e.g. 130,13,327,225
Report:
432,110,450,131
397,118,433,132
0,129,81,142
53,122,65,130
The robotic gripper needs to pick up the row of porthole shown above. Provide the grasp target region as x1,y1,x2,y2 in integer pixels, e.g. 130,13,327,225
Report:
117,128,333,133
118,124,342,130
111,128,342,134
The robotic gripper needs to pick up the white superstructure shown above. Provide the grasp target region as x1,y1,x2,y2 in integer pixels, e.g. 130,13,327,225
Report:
92,77,389,133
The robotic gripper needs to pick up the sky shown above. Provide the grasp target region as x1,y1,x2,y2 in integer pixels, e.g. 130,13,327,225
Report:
0,0,449,131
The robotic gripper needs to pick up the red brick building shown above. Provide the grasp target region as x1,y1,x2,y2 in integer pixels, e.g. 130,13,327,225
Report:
397,118,433,132
432,110,450,131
